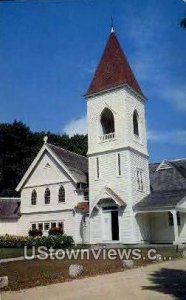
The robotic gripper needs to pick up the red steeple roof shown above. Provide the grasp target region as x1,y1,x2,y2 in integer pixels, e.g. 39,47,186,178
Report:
86,31,144,97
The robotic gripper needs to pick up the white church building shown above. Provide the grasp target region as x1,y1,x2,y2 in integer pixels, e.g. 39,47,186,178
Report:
1,28,186,245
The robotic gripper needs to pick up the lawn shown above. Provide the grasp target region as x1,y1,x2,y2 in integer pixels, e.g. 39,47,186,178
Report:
0,248,33,259
0,247,183,291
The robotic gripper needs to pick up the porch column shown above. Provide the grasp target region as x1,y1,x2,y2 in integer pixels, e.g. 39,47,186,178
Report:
74,211,78,246
171,210,179,245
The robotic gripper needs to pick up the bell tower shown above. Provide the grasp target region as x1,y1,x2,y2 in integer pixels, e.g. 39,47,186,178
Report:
86,28,150,244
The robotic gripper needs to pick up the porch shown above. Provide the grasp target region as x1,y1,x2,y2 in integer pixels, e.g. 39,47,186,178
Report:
136,210,186,244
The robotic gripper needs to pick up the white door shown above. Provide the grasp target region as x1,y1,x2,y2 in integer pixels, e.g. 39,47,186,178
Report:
102,211,112,241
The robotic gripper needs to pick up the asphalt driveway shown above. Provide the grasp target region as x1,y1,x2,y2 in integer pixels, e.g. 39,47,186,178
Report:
1,258,186,300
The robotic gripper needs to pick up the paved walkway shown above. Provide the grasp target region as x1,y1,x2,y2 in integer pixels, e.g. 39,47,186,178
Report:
1,259,186,300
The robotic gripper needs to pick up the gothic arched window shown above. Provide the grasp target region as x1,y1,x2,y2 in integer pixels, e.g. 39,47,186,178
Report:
44,188,50,204
31,189,37,205
58,186,65,203
100,108,115,134
133,110,139,136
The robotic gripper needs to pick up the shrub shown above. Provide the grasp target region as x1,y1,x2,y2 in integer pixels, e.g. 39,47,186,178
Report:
28,229,43,237
48,227,64,236
0,234,74,249
0,234,32,248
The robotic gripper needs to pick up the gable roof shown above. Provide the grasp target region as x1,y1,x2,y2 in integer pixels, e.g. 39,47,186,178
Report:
47,144,88,184
149,159,186,192
16,143,88,192
134,159,186,212
90,186,126,214
133,189,186,212
0,198,21,219
86,31,144,97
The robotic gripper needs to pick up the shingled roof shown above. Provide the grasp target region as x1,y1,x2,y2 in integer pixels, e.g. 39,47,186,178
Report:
149,159,186,192
133,190,186,212
134,159,186,211
0,198,21,219
47,143,88,184
86,31,144,97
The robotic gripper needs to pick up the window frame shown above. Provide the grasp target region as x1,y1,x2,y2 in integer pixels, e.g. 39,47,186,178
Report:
137,169,144,192
44,188,50,204
133,110,139,137
38,223,43,230
44,222,50,231
31,221,64,232
100,107,115,135
31,189,37,205
58,185,65,203
168,212,174,226
31,223,36,230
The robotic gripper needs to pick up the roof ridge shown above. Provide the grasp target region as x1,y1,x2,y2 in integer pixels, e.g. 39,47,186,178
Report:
170,158,186,162
47,143,87,160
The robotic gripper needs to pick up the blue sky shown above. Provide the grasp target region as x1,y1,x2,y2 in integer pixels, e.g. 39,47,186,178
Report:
0,0,186,162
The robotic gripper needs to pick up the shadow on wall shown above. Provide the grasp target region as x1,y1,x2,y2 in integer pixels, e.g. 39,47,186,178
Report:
143,268,186,300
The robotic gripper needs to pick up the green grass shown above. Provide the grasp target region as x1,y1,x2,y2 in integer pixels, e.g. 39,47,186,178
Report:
0,248,33,259
0,247,184,291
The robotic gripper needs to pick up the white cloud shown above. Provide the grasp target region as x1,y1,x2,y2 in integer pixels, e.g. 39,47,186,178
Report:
161,86,186,111
63,116,87,137
148,129,186,145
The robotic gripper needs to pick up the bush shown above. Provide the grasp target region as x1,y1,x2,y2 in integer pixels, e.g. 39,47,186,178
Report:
0,234,32,248
0,234,74,249
48,227,64,236
28,229,43,237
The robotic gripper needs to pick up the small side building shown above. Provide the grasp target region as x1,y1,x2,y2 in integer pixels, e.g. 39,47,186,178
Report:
15,140,89,244
0,198,21,235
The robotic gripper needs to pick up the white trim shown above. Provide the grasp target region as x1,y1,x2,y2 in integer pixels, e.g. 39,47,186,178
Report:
21,208,74,215
85,83,146,102
16,143,78,192
156,160,172,171
87,146,149,159
90,186,126,214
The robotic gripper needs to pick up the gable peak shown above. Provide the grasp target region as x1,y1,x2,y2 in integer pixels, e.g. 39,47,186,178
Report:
156,160,173,171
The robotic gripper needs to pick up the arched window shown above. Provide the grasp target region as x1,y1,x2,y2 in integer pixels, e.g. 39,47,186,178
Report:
31,189,37,205
133,110,139,136
58,186,65,203
100,108,115,135
44,188,50,204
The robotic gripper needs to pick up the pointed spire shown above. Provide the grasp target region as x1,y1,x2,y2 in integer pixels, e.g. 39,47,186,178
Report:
86,28,144,97
111,16,114,33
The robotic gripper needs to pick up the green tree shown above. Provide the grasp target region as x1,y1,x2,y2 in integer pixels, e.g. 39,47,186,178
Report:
0,121,88,197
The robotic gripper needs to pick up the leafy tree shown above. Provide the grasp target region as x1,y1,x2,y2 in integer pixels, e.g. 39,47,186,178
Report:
0,121,87,197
